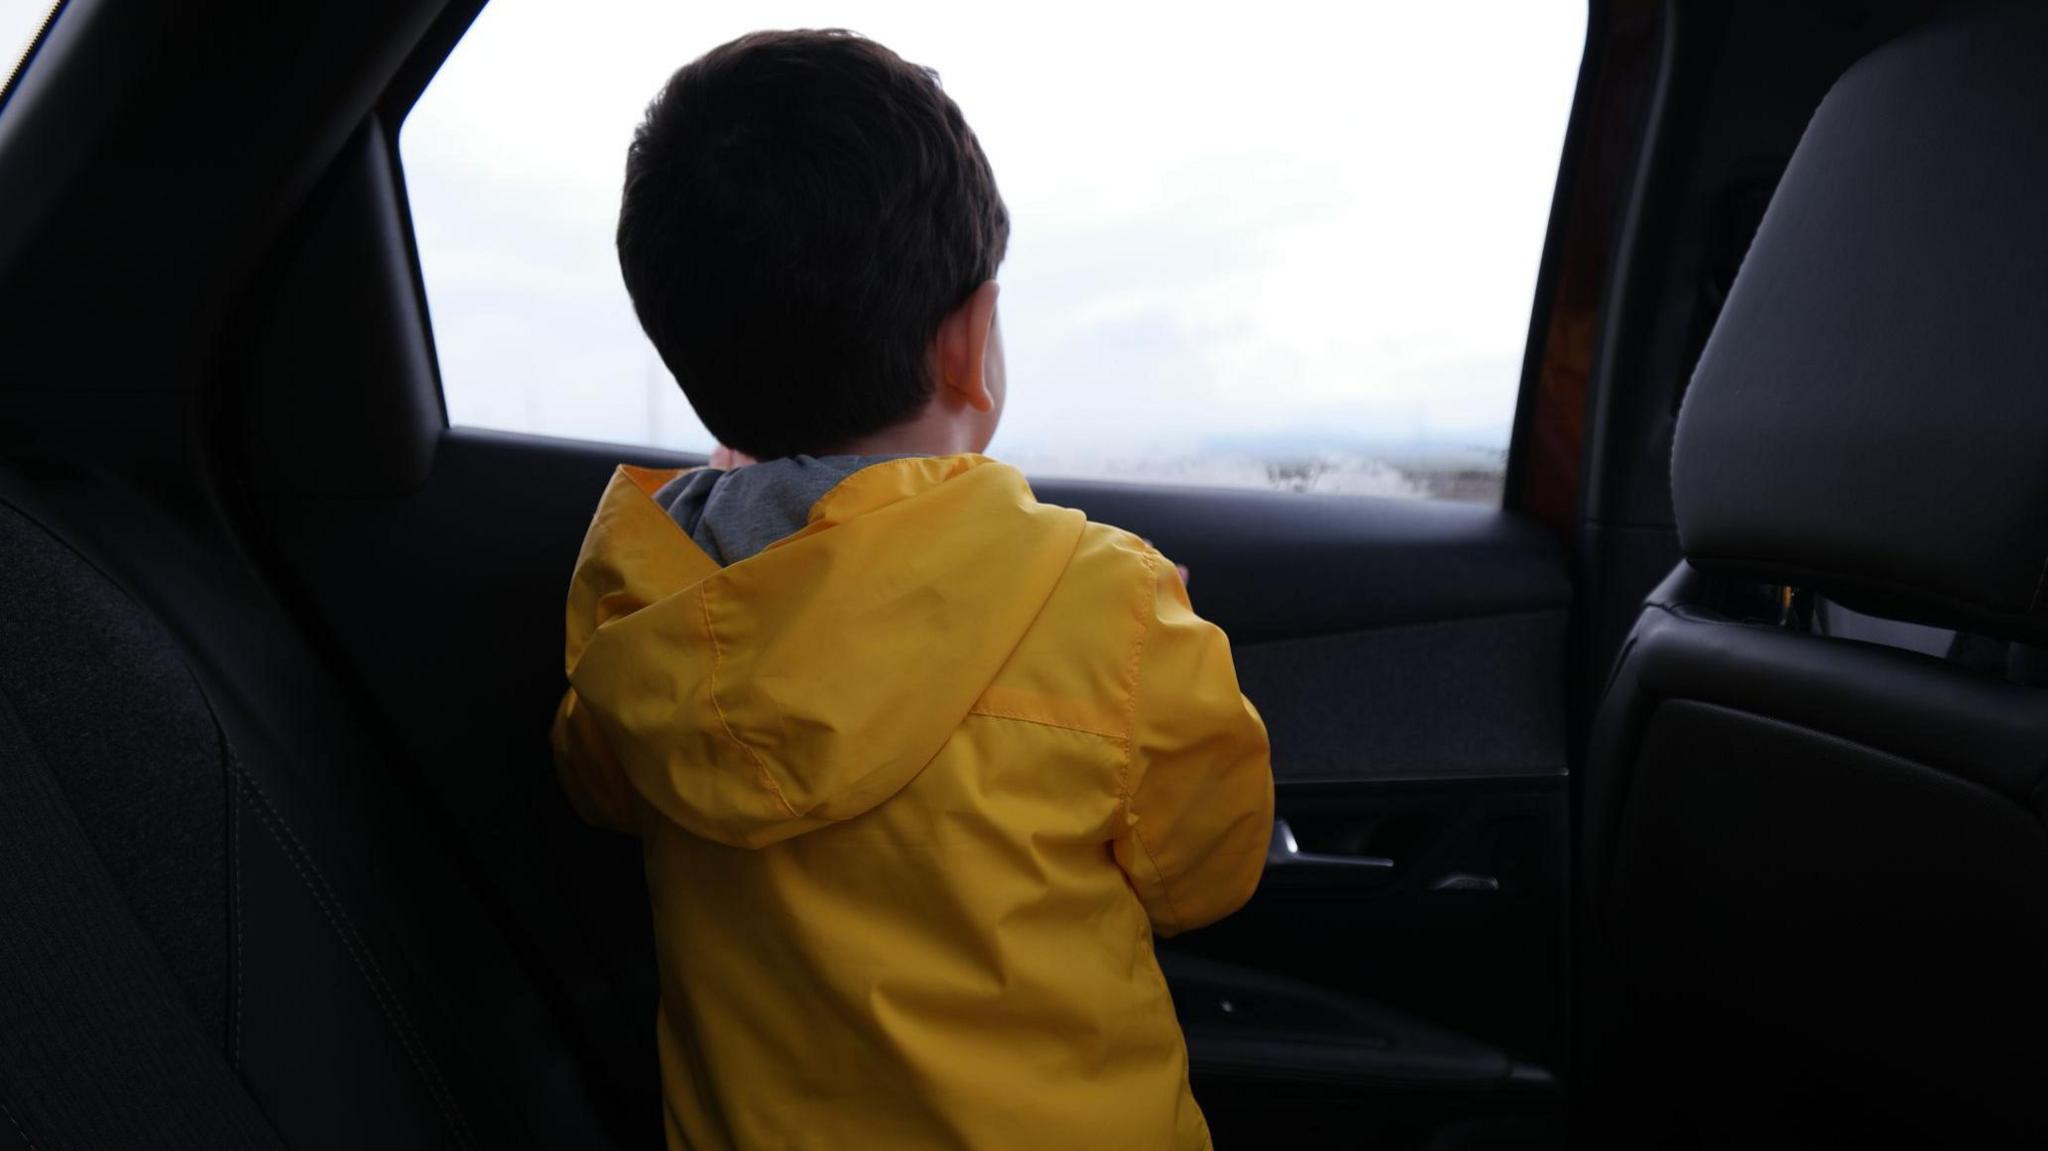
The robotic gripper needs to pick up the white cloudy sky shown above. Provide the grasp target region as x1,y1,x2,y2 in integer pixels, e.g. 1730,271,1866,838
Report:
401,1,1584,471
2,2,54,81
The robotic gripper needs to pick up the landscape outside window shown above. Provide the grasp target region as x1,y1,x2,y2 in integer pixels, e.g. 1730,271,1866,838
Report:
403,1,1585,502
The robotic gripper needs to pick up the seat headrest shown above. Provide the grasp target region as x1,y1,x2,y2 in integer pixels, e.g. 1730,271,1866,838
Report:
1673,1,2048,643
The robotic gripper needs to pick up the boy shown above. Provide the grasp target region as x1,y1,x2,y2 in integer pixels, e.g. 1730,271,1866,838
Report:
552,29,1272,1151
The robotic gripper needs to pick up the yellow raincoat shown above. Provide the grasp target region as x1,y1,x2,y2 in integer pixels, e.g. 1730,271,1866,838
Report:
552,454,1273,1150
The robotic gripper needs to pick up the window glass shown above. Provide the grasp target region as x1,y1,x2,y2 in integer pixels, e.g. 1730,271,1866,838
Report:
1,1,60,98
403,2,1585,500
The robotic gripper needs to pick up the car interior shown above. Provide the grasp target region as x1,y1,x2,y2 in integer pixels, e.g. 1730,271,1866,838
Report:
2,0,2043,1147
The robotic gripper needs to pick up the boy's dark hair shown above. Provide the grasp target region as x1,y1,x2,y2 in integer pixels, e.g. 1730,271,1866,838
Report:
618,30,1009,460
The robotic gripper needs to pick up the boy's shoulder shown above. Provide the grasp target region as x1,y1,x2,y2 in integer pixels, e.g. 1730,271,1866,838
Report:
1007,474,1162,577
1067,516,1166,580
965,510,1174,740
1030,500,1178,621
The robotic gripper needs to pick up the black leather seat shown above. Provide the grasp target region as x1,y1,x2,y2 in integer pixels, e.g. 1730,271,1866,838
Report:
1580,2,2048,1144
0,469,634,1148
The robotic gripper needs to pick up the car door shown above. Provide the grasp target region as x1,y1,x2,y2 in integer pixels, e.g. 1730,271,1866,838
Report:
222,1,1621,1145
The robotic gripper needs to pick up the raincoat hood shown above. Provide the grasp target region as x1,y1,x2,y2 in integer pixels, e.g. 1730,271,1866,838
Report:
558,454,1086,849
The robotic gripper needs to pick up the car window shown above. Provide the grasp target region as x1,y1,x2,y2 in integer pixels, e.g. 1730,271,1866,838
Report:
401,2,1585,501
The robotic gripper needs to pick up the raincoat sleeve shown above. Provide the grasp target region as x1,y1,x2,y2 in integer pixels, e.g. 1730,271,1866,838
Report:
1113,559,1275,936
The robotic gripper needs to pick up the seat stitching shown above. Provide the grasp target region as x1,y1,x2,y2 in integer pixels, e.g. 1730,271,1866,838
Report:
235,768,473,1148
229,773,243,1071
2027,773,2048,824
1,1099,35,1151
231,764,477,1150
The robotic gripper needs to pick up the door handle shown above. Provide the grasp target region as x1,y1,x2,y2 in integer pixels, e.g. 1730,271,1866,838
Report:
1266,818,1395,872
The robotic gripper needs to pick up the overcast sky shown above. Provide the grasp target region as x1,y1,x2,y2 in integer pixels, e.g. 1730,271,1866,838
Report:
2,2,53,84
401,1,1584,468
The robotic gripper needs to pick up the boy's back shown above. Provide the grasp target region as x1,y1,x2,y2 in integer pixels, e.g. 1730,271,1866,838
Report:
555,455,1269,1148
553,29,1272,1149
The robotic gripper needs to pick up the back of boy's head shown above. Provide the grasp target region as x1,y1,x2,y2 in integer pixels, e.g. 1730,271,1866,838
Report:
618,30,1009,460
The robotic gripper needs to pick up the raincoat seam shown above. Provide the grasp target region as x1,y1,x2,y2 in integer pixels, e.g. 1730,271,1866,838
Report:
1130,815,1186,935
698,584,803,820
965,704,1127,743
1115,552,1157,803
1123,554,1189,935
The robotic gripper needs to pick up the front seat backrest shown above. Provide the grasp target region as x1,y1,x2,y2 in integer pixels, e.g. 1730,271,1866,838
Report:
1581,1,2048,1143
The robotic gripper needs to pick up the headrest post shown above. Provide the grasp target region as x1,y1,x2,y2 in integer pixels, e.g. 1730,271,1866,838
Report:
1777,585,1812,632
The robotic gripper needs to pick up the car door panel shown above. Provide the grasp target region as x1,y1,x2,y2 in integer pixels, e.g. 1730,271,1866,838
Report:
1232,610,1567,783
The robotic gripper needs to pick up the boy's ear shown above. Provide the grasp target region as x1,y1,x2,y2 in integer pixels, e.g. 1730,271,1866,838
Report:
933,280,1001,413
